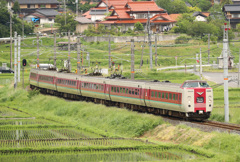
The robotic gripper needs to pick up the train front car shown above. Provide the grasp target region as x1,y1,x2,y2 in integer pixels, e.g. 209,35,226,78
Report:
181,80,213,120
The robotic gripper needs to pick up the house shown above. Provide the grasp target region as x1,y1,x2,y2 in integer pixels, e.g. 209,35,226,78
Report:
10,0,60,24
222,4,240,28
84,0,131,22
11,0,59,14
192,12,210,22
83,0,174,33
23,9,59,24
75,17,94,33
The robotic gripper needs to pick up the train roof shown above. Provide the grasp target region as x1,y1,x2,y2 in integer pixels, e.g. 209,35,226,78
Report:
30,69,183,87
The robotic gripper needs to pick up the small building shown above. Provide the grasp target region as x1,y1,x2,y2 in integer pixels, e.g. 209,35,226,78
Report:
24,9,59,24
75,17,94,34
192,12,210,22
222,4,240,29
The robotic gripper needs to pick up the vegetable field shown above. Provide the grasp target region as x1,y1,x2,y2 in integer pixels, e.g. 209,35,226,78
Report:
0,106,212,161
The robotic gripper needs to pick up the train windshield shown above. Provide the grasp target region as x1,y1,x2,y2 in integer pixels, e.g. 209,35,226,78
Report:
182,81,209,88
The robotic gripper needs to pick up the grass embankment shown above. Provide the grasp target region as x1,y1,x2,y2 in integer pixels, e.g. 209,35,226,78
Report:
0,85,163,138
1,85,240,160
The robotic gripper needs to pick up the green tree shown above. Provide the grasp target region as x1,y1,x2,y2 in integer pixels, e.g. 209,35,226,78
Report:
171,0,189,13
134,22,144,31
156,0,172,13
55,12,77,33
221,0,233,6
197,0,212,11
12,1,20,14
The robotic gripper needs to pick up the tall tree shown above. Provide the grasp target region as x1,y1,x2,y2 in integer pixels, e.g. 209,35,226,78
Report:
12,1,20,14
55,12,78,33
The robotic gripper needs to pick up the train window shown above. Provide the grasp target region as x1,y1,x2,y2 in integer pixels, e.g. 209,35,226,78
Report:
179,94,181,101
169,93,172,100
93,84,96,89
123,88,126,93
162,92,164,98
120,88,122,93
155,92,158,98
114,87,116,92
173,94,175,100
101,85,104,90
126,88,128,94
158,92,161,98
135,89,138,95
111,87,113,92
151,91,154,97
165,93,168,99
117,87,119,93
129,89,131,94
176,94,178,101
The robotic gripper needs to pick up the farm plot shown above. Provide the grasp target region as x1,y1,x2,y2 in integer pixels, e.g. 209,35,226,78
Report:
0,128,102,141
0,107,30,118
0,106,213,161
0,138,148,149
0,119,59,126
0,149,205,161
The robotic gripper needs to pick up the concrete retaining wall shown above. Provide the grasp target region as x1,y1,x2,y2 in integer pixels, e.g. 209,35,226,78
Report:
83,34,180,43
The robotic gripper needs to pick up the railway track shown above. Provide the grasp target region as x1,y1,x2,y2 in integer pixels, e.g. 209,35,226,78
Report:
200,120,240,131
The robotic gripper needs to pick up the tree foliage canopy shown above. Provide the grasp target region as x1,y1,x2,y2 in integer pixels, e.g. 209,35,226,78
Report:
55,12,78,33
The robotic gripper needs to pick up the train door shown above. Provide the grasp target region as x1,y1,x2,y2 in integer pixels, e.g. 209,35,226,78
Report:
145,87,151,106
104,81,110,100
77,78,81,96
139,85,145,106
54,77,58,91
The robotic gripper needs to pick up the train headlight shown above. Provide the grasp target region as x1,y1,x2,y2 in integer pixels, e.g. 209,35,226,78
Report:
188,96,191,104
209,96,212,103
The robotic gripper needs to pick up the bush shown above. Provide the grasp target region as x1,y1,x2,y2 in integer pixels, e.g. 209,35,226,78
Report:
175,36,191,44
27,89,40,99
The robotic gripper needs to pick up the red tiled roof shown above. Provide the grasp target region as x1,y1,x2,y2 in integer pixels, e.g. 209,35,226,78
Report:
83,10,91,19
201,12,210,17
150,13,175,22
126,1,164,12
105,15,118,20
115,9,131,19
169,14,181,21
101,0,132,7
100,18,174,24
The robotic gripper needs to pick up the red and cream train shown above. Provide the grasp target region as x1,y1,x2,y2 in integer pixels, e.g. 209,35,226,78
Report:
29,69,213,120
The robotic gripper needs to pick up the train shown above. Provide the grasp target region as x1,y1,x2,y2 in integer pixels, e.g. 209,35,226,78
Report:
29,68,213,120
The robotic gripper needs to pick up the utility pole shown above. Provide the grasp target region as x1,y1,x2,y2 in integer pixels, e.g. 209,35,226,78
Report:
54,32,56,67
147,11,153,69
155,34,158,66
10,10,13,69
131,39,135,80
18,35,21,82
68,31,71,72
22,20,24,40
77,36,81,75
238,49,240,88
200,48,202,80
140,34,146,68
14,32,17,89
208,33,210,64
223,23,230,122
64,0,66,25
76,0,78,17
108,34,111,68
37,32,40,68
